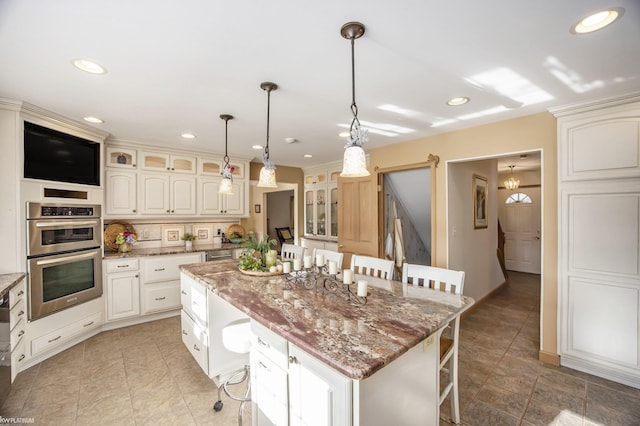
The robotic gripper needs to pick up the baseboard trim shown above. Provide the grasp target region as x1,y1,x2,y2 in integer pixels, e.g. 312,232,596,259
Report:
461,279,509,319
539,350,560,366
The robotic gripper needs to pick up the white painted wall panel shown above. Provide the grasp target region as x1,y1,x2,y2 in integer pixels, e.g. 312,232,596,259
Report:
571,121,639,173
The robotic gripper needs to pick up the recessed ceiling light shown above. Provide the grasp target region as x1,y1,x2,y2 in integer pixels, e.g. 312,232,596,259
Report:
571,7,624,34
447,97,470,106
72,59,107,74
83,116,104,124
181,133,196,139
303,154,313,158
338,131,350,138
252,145,263,150
285,137,299,144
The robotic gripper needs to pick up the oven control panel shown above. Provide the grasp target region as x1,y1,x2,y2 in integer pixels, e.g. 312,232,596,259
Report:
27,202,101,219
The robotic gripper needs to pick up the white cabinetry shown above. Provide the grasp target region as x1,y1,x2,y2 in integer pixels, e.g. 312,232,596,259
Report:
300,237,338,253
105,147,137,169
105,170,137,215
140,152,196,174
9,277,27,381
250,321,351,426
141,253,203,315
105,258,140,321
198,177,245,215
303,163,341,241
553,95,640,388
139,173,196,215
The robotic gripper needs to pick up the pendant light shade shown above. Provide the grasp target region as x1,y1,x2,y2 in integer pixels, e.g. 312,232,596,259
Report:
340,21,370,178
504,165,520,191
219,114,234,195
257,82,278,188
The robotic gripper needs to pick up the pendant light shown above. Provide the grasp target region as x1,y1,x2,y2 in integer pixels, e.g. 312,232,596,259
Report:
257,82,278,188
340,21,370,177
504,165,520,191
219,114,234,195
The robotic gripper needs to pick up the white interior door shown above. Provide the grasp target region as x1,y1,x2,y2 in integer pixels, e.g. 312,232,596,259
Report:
500,187,541,274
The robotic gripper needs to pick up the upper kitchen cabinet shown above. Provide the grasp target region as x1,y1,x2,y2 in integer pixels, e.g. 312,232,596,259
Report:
303,162,341,241
197,177,245,216
140,152,196,174
139,173,196,216
105,147,137,169
105,170,137,215
198,157,246,179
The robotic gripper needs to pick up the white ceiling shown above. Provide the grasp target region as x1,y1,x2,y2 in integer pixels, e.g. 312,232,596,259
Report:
1,1,638,169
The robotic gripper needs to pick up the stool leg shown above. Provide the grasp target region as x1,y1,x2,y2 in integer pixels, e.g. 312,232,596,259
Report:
238,366,251,426
213,384,224,411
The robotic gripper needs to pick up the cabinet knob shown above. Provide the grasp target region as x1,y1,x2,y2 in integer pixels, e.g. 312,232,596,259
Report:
132,164,136,168
171,210,175,213
182,330,188,335
288,355,297,364
166,210,170,213
132,209,137,213
193,344,200,352
181,290,187,295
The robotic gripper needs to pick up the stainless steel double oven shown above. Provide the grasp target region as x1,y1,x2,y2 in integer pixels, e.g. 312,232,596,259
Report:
26,202,102,320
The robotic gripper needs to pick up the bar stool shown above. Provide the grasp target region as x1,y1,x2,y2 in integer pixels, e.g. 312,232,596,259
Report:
213,319,252,426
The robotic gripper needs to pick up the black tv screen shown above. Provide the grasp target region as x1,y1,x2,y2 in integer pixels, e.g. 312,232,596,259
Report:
24,122,100,186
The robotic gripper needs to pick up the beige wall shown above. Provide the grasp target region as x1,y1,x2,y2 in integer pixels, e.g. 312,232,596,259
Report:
369,112,559,359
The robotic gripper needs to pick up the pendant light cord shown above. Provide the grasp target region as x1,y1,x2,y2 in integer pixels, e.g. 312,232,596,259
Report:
224,118,230,166
350,36,360,133
265,87,271,160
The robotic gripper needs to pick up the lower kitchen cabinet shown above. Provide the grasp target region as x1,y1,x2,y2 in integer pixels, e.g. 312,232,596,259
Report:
104,257,140,321
250,320,352,426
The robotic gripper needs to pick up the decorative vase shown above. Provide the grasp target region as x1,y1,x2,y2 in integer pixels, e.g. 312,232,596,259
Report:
118,242,131,253
265,249,278,268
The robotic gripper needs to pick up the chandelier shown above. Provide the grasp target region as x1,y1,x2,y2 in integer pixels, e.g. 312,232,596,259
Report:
257,82,278,188
340,21,370,177
504,165,520,191
219,114,234,195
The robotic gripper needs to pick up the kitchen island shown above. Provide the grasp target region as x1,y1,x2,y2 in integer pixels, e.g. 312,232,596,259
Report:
180,259,474,425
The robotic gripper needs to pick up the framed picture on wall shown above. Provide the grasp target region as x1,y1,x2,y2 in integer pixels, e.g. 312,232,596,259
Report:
473,174,488,229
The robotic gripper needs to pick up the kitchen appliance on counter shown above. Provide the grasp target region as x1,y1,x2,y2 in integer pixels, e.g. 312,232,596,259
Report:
205,249,233,262
26,202,103,320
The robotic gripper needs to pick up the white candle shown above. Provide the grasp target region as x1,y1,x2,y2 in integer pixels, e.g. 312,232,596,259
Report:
303,255,312,269
357,280,368,297
328,260,338,275
316,253,325,266
293,258,302,271
276,264,283,272
283,262,291,273
342,269,353,285
269,266,277,273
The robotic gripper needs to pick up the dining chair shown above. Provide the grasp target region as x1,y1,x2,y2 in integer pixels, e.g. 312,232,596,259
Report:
280,243,306,261
275,227,294,247
350,255,394,279
312,248,344,270
402,263,465,424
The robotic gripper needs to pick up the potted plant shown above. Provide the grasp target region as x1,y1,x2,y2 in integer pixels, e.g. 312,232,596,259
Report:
182,232,197,250
238,233,278,272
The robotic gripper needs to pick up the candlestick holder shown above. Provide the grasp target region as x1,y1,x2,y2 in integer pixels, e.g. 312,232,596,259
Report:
283,264,367,305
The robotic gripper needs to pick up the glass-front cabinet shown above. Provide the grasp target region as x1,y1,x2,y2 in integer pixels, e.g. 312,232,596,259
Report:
329,185,338,238
305,188,327,238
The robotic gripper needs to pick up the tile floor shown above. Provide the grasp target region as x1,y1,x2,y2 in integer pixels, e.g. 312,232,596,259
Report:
1,271,639,425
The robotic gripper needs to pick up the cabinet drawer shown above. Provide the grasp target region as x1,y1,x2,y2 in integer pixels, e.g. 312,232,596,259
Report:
251,320,288,370
143,254,202,283
251,348,289,425
10,316,26,349
181,310,208,374
105,258,139,273
181,275,208,327
9,299,26,331
142,281,181,314
9,278,26,310
31,312,102,356
12,338,27,382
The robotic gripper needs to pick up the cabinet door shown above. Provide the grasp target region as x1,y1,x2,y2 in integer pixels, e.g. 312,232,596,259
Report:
139,173,170,215
304,190,314,236
316,188,327,238
170,176,196,215
181,310,208,374
198,178,223,214
105,170,137,215
198,157,222,176
223,181,245,215
142,281,181,314
170,155,196,174
106,147,137,169
289,344,352,426
329,185,338,239
140,152,170,171
106,272,140,321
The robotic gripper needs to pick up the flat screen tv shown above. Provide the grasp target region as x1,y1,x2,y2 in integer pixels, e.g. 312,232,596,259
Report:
24,122,101,186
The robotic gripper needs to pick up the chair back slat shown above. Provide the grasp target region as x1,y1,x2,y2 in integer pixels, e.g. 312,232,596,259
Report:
281,243,305,261
350,255,394,279
402,263,465,295
312,248,344,270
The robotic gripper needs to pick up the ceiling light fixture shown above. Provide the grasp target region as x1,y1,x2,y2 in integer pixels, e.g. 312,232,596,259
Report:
72,59,107,74
257,82,278,188
447,97,470,106
219,114,234,195
571,7,624,34
83,116,104,124
181,133,196,139
252,145,263,150
340,21,370,178
504,165,520,191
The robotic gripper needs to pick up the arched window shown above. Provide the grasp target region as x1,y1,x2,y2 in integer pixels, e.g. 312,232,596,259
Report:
505,192,532,204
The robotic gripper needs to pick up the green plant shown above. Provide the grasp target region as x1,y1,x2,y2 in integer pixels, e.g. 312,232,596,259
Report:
237,233,278,271
228,232,242,240
181,232,197,242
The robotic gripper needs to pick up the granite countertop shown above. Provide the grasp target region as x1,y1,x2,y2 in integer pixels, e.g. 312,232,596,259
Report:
181,259,474,380
103,243,244,259
0,273,26,299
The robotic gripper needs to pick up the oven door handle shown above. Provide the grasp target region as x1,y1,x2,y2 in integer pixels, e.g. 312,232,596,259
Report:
34,250,98,266
35,220,99,228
